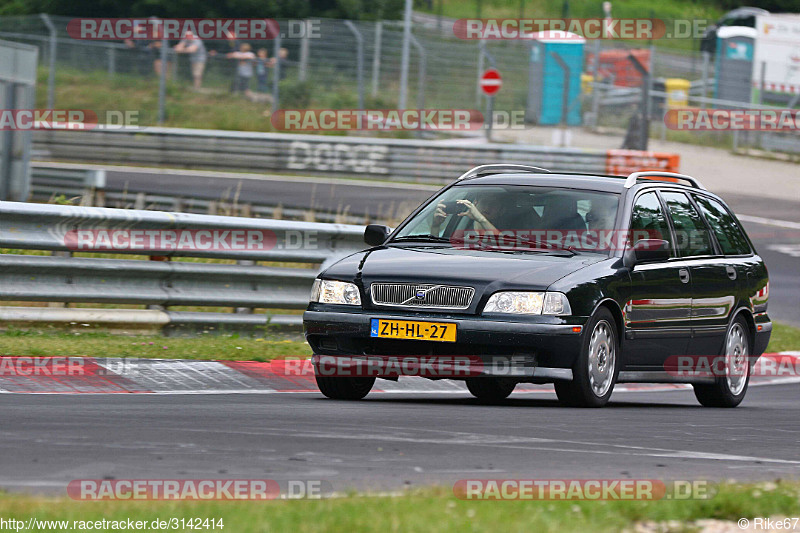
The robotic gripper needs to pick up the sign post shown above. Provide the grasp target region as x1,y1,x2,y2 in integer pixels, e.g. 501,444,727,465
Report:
479,68,502,142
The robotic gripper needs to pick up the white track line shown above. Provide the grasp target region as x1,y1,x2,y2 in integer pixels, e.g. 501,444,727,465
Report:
738,214,800,230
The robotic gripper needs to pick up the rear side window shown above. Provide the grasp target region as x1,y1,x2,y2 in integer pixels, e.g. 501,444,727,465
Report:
630,192,673,256
693,195,752,256
660,191,715,257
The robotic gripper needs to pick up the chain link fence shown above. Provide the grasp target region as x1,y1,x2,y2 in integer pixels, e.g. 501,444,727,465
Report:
1,14,799,155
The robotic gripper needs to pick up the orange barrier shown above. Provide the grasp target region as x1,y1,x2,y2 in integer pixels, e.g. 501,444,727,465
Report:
605,149,680,176
586,49,651,87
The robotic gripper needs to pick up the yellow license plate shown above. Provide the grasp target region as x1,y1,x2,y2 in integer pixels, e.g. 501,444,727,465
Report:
370,319,456,342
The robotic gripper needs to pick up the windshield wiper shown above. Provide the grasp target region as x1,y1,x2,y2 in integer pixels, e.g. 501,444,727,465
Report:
486,235,579,256
390,234,451,243
391,234,490,250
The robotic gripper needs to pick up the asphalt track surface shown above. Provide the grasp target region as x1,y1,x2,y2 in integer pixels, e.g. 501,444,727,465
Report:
2,383,799,494
105,168,800,326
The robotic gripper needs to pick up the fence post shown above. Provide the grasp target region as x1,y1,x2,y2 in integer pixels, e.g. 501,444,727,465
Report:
409,35,426,110
298,20,309,82
758,61,766,152
157,29,167,124
108,45,116,76
478,46,496,142
700,51,709,105
589,39,601,128
0,85,14,200
398,0,413,109
550,51,571,147
626,52,650,151
344,21,365,110
476,41,485,106
40,14,57,109
272,28,282,111
371,21,382,98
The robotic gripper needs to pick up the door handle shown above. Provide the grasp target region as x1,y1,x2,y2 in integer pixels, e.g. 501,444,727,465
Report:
726,266,737,280
679,268,690,284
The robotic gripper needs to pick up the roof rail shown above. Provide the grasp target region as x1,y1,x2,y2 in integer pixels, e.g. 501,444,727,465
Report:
624,171,706,190
457,164,551,181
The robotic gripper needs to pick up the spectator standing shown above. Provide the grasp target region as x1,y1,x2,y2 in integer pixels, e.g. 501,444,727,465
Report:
174,30,207,90
255,48,270,93
269,47,290,81
227,43,256,97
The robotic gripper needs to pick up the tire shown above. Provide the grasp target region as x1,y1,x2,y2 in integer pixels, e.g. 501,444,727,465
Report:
693,316,750,408
554,308,619,408
315,376,375,400
466,377,517,402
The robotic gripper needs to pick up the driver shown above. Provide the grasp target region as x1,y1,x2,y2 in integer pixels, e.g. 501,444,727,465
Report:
431,192,504,235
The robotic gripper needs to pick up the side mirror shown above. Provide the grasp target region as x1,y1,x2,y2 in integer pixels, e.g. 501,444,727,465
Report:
623,239,670,268
364,224,391,247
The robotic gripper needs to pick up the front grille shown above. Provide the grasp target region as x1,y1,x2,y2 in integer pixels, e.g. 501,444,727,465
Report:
370,283,475,310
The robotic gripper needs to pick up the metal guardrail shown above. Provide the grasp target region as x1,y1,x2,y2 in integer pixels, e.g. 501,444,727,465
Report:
29,165,105,202
28,163,367,224
33,127,615,183
0,201,366,331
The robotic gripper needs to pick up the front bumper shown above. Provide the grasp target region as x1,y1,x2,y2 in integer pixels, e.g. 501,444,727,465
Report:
303,306,587,379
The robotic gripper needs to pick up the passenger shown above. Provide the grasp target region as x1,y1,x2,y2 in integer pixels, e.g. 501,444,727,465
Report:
586,196,617,231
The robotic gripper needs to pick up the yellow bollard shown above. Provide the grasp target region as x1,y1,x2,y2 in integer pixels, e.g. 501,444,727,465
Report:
665,78,690,108
581,73,594,95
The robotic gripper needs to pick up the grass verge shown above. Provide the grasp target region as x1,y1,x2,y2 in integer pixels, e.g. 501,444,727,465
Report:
768,322,800,353
0,329,311,360
0,481,798,533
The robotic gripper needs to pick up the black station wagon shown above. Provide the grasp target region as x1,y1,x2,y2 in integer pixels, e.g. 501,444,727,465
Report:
303,165,771,407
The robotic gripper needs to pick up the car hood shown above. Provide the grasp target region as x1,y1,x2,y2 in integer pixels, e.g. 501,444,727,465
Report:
322,245,605,311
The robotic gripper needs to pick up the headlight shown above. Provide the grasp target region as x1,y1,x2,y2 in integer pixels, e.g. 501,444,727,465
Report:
483,291,571,315
310,279,361,306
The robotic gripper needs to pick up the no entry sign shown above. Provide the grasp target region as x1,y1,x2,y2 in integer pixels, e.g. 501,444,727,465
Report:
479,68,502,96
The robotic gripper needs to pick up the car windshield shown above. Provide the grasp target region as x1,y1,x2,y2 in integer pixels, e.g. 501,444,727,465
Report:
391,185,621,254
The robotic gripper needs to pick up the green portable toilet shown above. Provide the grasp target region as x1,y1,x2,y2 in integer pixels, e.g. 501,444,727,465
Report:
526,30,586,125
714,26,756,103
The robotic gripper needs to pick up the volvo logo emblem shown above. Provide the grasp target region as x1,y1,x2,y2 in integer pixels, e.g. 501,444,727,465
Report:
415,290,426,299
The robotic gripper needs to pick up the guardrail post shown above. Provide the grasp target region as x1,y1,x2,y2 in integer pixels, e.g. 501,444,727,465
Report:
344,21,365,111
48,250,72,308
39,14,57,109
234,260,256,314
87,169,106,207
371,21,382,98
